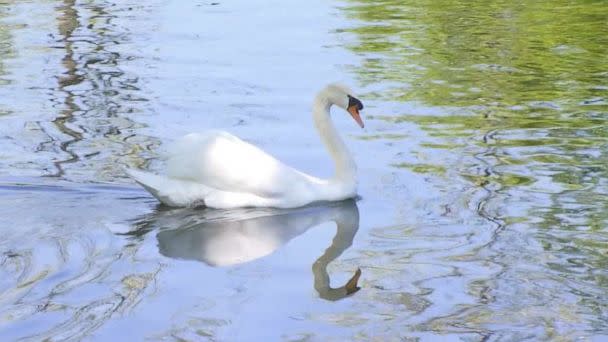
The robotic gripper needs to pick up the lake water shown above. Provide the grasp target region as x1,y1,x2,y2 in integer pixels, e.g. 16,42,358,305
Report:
1,0,607,341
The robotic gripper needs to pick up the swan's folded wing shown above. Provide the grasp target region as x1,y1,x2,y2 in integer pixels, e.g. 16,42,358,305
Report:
165,132,309,198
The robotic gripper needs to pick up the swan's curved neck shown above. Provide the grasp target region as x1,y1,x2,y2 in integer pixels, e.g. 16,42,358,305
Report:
313,94,357,186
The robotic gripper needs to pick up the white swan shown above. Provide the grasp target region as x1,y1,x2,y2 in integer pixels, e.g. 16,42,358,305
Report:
126,83,364,209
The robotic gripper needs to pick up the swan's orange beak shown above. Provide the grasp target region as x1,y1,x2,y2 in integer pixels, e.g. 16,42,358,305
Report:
348,105,364,128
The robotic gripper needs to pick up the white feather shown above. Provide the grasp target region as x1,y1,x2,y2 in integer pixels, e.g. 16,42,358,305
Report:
126,83,362,209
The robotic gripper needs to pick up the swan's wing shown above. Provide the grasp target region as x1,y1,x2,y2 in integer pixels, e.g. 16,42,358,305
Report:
165,131,309,197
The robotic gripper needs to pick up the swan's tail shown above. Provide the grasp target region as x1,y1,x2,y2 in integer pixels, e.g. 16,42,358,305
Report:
125,168,210,207
125,168,168,202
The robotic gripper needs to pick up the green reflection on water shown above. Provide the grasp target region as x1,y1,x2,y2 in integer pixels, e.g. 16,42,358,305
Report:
0,5,15,91
392,162,446,175
343,0,608,107
343,0,608,183
342,0,608,337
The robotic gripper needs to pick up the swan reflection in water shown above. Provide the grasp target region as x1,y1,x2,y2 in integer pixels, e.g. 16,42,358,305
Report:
150,200,361,301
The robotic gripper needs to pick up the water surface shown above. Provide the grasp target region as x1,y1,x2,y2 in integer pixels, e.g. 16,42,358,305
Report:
1,0,607,340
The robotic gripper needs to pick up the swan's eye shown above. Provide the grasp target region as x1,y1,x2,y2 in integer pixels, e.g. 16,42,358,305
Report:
347,95,364,110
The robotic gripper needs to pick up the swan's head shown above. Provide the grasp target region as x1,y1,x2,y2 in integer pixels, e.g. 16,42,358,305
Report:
323,83,365,128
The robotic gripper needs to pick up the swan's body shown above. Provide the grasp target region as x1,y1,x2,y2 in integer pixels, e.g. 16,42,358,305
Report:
126,83,364,209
